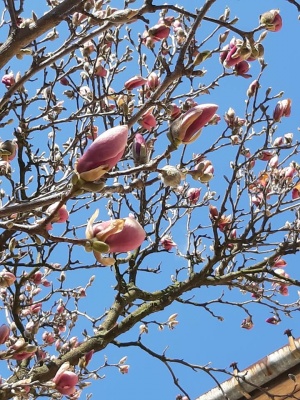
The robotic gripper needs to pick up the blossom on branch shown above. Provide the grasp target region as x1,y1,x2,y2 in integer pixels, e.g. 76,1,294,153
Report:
76,125,128,181
168,104,218,147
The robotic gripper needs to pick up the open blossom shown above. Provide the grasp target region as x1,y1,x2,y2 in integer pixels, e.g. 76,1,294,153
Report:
53,362,78,396
273,99,292,122
241,316,254,330
86,210,145,264
76,125,128,181
0,270,16,287
190,159,214,183
2,73,15,87
260,9,282,32
139,107,157,131
220,38,249,69
168,104,218,147
160,235,176,251
187,188,201,204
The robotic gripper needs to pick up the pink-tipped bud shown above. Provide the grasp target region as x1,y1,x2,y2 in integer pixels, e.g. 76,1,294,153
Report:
266,316,280,325
124,76,148,91
273,99,292,122
132,134,149,166
187,188,201,204
168,104,218,147
139,107,157,131
160,235,176,251
260,10,282,32
88,215,145,254
0,270,16,287
76,125,128,181
247,79,260,97
2,73,15,88
46,203,69,224
148,24,170,40
147,72,160,90
233,61,251,78
94,58,107,77
0,324,10,344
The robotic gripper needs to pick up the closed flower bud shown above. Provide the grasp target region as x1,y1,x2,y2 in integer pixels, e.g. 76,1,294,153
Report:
273,99,292,122
259,10,282,32
76,125,128,182
124,76,147,90
0,324,10,344
53,363,78,396
0,270,16,287
132,134,149,165
0,140,18,161
159,165,182,188
168,104,218,147
2,73,15,88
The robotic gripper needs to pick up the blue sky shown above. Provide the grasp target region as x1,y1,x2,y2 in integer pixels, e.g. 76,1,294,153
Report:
0,1,300,399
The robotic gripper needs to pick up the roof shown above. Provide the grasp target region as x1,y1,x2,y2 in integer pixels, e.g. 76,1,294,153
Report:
196,334,300,400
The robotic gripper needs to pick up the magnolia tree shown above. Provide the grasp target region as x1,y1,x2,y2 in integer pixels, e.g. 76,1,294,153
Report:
0,0,300,398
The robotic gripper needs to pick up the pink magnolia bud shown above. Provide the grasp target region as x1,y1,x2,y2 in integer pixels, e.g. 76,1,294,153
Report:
279,285,289,296
148,23,170,40
139,107,157,131
147,72,160,90
233,61,251,78
42,331,55,344
260,10,282,32
292,183,300,200
221,41,244,68
269,154,278,168
87,213,145,254
273,99,292,122
0,324,10,344
132,134,149,166
247,79,260,97
119,364,130,374
124,76,148,91
187,188,201,204
273,137,284,147
241,316,254,330
272,257,287,268
94,58,107,77
266,316,280,325
53,363,79,396
59,77,69,86
168,104,218,147
0,270,16,287
46,203,69,224
168,103,181,120
160,235,176,251
76,125,128,181
2,73,15,88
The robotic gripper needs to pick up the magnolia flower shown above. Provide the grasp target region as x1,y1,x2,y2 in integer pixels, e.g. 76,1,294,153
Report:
187,188,201,204
2,73,15,87
147,72,160,90
160,235,176,251
52,362,78,396
148,23,170,40
168,104,218,147
292,182,300,200
247,79,260,97
0,270,16,287
86,210,145,265
124,76,147,90
132,134,149,165
266,316,280,325
233,60,251,78
138,107,157,131
119,364,130,374
190,160,214,183
46,202,69,223
0,324,10,344
241,316,254,330
94,58,108,77
273,99,292,122
259,9,282,32
76,125,128,181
